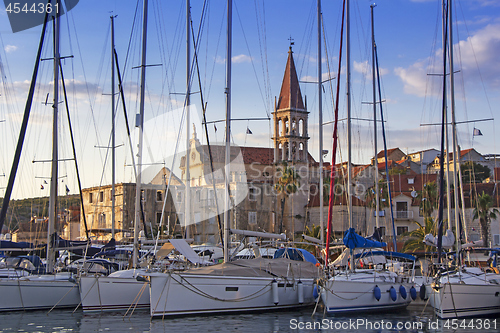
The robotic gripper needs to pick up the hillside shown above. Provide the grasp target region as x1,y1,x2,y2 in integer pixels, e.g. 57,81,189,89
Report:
0,195,80,233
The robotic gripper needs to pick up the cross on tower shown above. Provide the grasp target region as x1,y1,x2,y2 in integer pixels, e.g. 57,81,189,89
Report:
288,36,294,47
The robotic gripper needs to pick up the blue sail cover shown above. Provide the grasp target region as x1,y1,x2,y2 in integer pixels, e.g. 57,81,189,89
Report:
0,240,34,249
343,228,386,249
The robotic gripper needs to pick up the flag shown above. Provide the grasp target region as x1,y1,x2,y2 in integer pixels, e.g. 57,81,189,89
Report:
246,127,252,135
473,128,483,136
65,185,70,195
40,184,44,190
44,180,47,184
214,124,217,132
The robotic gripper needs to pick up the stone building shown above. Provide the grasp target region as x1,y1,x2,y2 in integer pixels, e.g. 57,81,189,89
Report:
80,167,183,242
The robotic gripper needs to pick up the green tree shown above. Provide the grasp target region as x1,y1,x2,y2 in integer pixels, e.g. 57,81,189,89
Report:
418,181,438,218
300,224,322,254
322,174,343,205
461,161,491,183
402,218,436,253
472,191,499,246
275,162,301,234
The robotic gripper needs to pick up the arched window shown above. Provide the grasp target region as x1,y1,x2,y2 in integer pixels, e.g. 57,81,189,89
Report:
299,119,304,136
278,118,283,137
299,142,304,160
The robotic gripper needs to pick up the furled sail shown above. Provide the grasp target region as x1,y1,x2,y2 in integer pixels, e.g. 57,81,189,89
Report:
423,229,455,248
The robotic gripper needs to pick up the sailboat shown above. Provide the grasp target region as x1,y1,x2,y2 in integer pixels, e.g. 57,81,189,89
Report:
424,0,500,319
319,1,417,314
79,0,153,313
146,0,320,318
79,0,212,313
0,0,80,312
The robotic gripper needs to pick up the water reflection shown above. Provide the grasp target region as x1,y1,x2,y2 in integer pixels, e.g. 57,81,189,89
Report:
1,305,493,333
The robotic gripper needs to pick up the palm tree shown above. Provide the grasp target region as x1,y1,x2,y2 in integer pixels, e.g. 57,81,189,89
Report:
275,161,301,234
418,181,438,218
472,191,499,246
300,224,322,255
402,218,436,253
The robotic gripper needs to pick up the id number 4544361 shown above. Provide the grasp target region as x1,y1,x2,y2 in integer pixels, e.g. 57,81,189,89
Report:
443,319,497,330
6,2,59,14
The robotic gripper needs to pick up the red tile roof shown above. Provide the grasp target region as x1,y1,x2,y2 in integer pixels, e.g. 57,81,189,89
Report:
180,145,317,167
376,148,400,158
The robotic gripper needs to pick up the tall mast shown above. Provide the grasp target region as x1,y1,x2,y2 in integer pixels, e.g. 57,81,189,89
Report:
448,0,461,253
47,0,61,274
442,0,452,230
317,0,324,245
436,0,449,264
185,0,191,240
134,0,148,268
371,4,380,231
346,0,353,271
111,15,116,240
223,0,232,263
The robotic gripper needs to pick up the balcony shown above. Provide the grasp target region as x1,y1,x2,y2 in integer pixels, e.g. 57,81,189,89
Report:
395,210,413,219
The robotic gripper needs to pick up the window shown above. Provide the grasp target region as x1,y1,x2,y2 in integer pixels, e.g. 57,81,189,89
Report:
156,191,163,202
89,192,93,204
397,226,408,236
408,178,414,184
373,210,385,217
249,187,258,201
176,191,182,202
248,212,257,225
98,213,106,228
99,191,104,203
396,202,408,219
156,212,162,225
493,234,500,246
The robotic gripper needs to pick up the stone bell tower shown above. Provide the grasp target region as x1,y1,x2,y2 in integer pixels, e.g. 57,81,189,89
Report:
273,46,309,164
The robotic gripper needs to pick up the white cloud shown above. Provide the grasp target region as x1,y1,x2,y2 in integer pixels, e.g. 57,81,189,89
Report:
353,60,389,77
214,54,253,64
232,54,252,63
395,23,500,96
394,59,430,97
5,45,17,53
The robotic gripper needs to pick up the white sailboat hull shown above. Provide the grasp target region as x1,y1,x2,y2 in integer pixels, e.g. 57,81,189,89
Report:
149,273,315,317
79,270,150,312
426,279,500,318
0,275,80,312
321,275,413,313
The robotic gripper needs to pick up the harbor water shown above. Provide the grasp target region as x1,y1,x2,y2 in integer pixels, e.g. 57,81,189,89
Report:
1,305,498,333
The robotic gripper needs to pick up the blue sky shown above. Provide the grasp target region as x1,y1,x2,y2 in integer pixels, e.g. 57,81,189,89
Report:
0,0,499,200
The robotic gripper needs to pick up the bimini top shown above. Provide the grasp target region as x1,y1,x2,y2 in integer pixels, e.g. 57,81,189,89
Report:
274,248,318,265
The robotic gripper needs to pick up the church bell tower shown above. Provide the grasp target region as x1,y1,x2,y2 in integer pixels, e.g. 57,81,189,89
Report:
273,46,309,164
